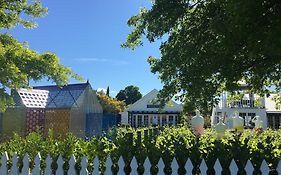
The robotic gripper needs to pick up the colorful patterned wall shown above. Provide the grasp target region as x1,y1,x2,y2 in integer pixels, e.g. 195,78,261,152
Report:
25,108,45,135
45,109,70,137
3,108,26,138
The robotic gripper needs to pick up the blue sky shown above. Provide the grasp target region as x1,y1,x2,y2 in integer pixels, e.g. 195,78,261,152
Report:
5,0,164,96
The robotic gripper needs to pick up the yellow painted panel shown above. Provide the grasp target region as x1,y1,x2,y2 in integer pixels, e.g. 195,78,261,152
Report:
45,109,70,137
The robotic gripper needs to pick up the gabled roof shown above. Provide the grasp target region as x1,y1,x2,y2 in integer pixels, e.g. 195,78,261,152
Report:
33,82,89,108
126,89,183,112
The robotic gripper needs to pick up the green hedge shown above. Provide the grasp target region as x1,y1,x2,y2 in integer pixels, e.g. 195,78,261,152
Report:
0,126,280,174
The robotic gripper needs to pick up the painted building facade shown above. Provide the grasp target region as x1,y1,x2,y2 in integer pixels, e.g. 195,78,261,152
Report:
212,91,281,129
120,89,183,127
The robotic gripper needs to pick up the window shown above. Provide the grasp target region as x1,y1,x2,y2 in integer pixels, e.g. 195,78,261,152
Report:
132,115,136,127
239,113,247,126
216,112,222,123
169,115,174,125
144,115,149,126
247,113,256,127
158,116,161,126
268,113,281,129
175,115,178,124
137,115,142,127
162,115,167,126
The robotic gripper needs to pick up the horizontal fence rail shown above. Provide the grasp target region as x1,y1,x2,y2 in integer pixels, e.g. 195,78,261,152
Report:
0,152,280,175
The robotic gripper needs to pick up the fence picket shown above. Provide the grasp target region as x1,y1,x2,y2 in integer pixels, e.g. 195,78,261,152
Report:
92,156,99,175
105,156,113,175
157,158,165,175
44,154,52,175
0,153,279,174
260,159,269,175
130,157,138,175
245,160,254,175
0,152,8,175
214,159,222,175
21,154,30,175
171,157,179,175
56,155,64,175
117,156,125,175
277,160,281,175
143,157,151,175
185,158,193,175
229,159,238,175
10,153,19,175
68,155,76,175
199,159,207,175
80,156,88,175
31,153,41,175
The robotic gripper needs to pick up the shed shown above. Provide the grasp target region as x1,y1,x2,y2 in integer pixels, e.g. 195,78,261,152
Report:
2,82,103,138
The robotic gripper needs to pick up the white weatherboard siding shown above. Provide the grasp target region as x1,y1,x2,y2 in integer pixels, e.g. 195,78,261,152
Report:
121,89,183,126
126,89,183,112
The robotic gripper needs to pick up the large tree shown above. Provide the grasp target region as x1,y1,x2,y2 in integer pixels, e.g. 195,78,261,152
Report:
116,85,142,105
123,0,281,112
0,1,79,111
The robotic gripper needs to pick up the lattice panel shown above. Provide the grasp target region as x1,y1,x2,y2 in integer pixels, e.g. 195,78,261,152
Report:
18,89,49,108
26,109,46,134
45,109,70,136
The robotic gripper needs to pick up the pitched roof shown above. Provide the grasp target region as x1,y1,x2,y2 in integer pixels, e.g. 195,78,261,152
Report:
126,89,183,112
33,83,89,108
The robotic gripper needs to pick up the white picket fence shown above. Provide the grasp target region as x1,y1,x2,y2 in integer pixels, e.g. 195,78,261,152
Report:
0,152,280,175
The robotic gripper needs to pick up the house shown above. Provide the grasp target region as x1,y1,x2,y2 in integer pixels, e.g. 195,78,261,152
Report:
120,89,183,127
1,82,103,138
211,85,281,129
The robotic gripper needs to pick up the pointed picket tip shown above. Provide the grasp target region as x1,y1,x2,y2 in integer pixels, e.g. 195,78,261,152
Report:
34,153,41,164
130,157,138,175
245,159,254,174
10,153,19,175
68,155,77,175
92,156,99,175
185,158,194,175
229,159,238,175
171,157,179,175
199,159,208,175
69,154,76,164
143,157,151,175
1,152,8,162
214,158,222,175
0,152,8,175
80,156,89,175
117,156,125,175
56,155,64,175
57,155,64,164
12,153,19,163
21,153,30,175
23,154,30,162
44,154,53,175
277,160,281,175
260,159,269,175
157,158,165,175
105,156,113,175
118,156,125,166
32,153,41,175
81,156,88,166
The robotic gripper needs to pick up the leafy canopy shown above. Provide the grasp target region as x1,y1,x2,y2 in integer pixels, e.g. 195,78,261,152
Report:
97,91,126,113
0,0,80,111
123,0,281,112
116,85,142,105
